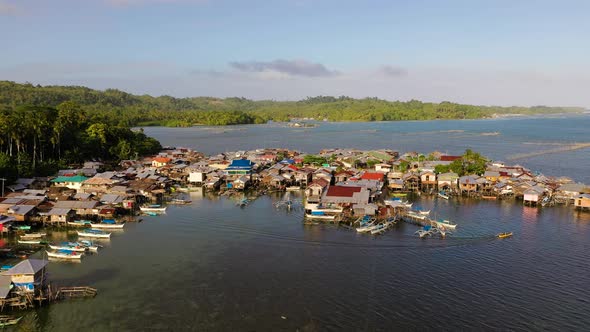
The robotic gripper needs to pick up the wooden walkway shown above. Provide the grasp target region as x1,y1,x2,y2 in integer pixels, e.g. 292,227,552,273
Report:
55,287,98,300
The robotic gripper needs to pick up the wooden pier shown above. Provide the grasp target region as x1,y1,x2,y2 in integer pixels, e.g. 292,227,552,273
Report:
55,287,98,300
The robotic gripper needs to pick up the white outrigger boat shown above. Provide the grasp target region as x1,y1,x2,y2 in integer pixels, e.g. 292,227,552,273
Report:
46,250,83,260
67,220,92,227
139,204,167,213
438,191,450,200
48,242,87,252
433,219,457,230
78,240,100,251
356,223,379,233
415,225,434,238
20,232,46,239
17,239,43,245
370,223,389,235
417,210,430,216
90,219,125,229
77,229,111,238
304,213,335,221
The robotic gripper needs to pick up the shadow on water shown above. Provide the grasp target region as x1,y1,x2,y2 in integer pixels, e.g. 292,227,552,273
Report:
55,267,120,286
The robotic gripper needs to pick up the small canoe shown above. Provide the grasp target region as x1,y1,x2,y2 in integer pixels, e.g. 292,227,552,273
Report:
434,219,458,230
498,232,513,239
20,232,47,239
13,225,31,230
90,220,125,229
78,240,101,252
46,250,83,260
17,239,43,245
77,229,111,238
48,243,87,252
140,205,167,213
68,220,92,227
0,316,22,327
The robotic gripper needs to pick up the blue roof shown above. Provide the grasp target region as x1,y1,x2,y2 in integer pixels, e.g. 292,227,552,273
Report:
229,159,253,167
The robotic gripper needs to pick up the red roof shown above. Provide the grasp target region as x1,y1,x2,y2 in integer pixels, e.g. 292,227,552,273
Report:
360,172,384,181
309,178,329,188
326,186,361,197
440,155,462,161
153,157,171,163
287,165,299,171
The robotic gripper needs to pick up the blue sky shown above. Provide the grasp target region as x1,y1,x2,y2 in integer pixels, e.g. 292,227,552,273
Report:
1,0,589,106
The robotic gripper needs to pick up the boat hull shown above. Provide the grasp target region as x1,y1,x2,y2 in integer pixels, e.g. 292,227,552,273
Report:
77,231,111,238
46,251,83,259
90,223,125,229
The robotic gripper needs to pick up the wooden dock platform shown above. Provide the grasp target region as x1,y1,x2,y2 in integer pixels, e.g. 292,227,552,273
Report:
55,287,98,300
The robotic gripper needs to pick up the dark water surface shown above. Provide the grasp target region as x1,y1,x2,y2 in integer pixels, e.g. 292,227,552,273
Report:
11,115,590,331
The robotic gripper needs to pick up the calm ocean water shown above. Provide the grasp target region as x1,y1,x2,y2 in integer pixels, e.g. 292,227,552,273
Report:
10,115,590,331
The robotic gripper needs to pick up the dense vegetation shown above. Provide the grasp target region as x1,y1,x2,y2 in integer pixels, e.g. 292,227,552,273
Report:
434,149,489,176
0,101,161,180
0,81,583,127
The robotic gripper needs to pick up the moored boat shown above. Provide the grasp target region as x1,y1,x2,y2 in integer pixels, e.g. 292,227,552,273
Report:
438,191,450,199
169,198,192,205
48,242,87,252
46,250,83,260
497,232,513,238
78,240,100,251
370,223,388,235
417,210,430,216
304,213,336,220
91,219,125,229
20,232,47,239
0,316,22,327
139,204,167,213
17,239,43,245
77,229,111,238
67,220,92,227
434,219,457,230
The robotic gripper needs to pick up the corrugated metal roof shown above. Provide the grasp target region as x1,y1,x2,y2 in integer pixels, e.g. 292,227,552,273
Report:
326,186,361,197
47,208,73,215
54,201,98,209
1,259,47,276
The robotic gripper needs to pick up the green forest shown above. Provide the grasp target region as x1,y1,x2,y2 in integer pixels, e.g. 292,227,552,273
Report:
0,100,161,180
0,81,583,128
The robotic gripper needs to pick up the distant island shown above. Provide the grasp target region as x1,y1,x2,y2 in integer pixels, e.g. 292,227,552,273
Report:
0,81,584,127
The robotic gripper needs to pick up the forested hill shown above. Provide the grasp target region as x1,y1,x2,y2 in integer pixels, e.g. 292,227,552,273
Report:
0,81,584,127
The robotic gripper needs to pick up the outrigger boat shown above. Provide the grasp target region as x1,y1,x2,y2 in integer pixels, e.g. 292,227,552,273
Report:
438,191,450,200
415,225,434,238
356,222,379,233
48,242,87,252
17,239,44,245
417,210,430,216
0,316,22,327
90,219,125,229
67,220,92,227
497,232,513,239
169,198,192,205
139,204,167,213
433,219,457,230
236,198,249,207
78,240,101,251
370,223,389,235
77,229,111,239
46,249,83,260
20,232,47,239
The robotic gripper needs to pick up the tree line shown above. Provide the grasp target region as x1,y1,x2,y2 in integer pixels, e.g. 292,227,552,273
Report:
0,81,583,128
0,101,161,180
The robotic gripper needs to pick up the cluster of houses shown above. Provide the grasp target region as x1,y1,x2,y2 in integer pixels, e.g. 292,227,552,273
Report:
0,147,202,229
0,146,589,231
